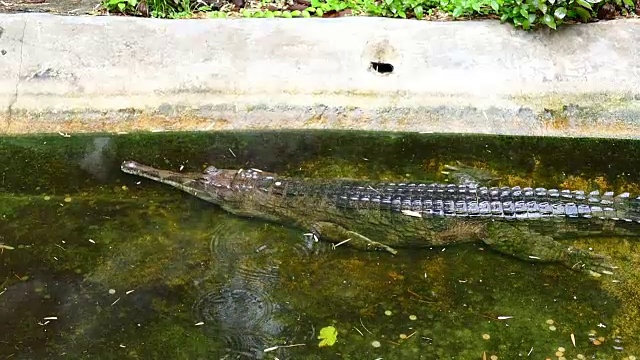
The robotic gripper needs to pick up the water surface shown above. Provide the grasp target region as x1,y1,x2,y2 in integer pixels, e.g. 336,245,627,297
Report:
1,131,640,359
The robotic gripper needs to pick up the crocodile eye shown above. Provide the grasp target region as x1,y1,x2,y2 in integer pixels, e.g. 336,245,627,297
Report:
204,166,219,174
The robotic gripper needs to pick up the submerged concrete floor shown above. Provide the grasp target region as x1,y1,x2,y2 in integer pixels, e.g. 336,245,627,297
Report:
0,14,639,137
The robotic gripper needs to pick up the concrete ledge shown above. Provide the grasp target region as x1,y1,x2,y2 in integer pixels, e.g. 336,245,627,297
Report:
0,14,639,137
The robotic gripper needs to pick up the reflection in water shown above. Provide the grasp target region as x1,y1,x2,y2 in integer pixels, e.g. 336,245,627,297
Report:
79,137,114,182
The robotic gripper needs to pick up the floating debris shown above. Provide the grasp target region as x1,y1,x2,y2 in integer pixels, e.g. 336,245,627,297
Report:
194,322,204,326
555,351,564,357
497,316,513,320
399,334,407,339
548,325,557,331
545,319,555,325
577,355,585,359
409,315,417,321
43,316,58,320
88,239,96,244
571,333,576,347
482,334,490,340
557,347,565,352
0,244,15,250
108,289,116,295
384,310,392,316
43,196,51,201
64,197,72,203
490,355,498,360
125,289,135,295
371,340,381,348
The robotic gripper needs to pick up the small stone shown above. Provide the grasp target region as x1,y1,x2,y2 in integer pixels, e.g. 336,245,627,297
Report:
384,310,392,316
549,325,557,331
409,315,417,321
482,334,490,340
64,197,72,203
108,289,116,295
546,319,555,325
371,340,381,348
558,347,565,352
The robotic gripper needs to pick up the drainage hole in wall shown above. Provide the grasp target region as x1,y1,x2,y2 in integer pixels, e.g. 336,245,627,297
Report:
370,62,394,74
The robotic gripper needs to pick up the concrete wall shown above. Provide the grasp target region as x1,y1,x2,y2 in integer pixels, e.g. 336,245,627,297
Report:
0,14,639,137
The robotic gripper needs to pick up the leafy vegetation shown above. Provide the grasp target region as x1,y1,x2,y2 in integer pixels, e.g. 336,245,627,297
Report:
102,0,637,29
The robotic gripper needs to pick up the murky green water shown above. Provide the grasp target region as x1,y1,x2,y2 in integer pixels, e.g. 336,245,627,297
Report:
1,131,640,360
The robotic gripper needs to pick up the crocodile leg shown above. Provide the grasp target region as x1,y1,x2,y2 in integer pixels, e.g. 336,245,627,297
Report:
442,161,501,186
310,221,398,255
483,222,615,275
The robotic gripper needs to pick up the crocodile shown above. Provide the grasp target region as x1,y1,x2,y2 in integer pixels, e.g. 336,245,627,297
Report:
121,160,640,275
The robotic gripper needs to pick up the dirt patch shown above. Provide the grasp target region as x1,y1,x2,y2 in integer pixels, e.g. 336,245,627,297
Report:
0,0,100,15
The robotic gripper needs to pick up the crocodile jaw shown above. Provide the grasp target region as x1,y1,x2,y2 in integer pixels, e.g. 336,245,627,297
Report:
121,160,226,205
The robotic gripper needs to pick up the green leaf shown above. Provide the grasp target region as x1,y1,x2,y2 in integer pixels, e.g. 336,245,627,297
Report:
253,10,264,17
310,0,321,7
316,8,324,15
282,10,293,17
291,10,301,16
452,6,463,16
265,10,275,17
472,1,481,11
538,2,547,12
622,0,633,5
127,0,136,6
575,0,592,9
520,8,528,16
305,7,316,12
528,13,537,22
414,5,424,18
302,10,311,16
584,0,600,3
543,13,557,29
117,2,125,10
547,0,555,4
318,326,338,347
273,10,282,16
500,13,509,21
553,6,566,18
490,0,499,10
574,6,591,20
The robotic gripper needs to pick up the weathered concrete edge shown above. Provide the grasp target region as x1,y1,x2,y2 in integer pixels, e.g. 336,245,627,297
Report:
0,14,639,138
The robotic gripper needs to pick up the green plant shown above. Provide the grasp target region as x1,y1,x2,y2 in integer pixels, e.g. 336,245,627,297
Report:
496,0,634,29
103,0,138,13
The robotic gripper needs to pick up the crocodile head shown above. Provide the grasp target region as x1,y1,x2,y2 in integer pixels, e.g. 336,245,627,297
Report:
121,160,241,205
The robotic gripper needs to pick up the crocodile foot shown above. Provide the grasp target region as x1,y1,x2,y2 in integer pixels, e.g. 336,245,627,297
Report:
441,161,500,186
310,221,398,255
484,222,616,276
566,248,616,276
